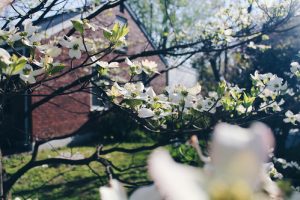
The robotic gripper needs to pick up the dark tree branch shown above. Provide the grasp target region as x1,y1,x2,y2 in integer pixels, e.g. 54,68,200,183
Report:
65,0,127,38
34,0,60,23
15,0,49,28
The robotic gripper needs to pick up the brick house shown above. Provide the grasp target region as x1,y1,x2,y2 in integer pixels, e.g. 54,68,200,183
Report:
2,2,167,152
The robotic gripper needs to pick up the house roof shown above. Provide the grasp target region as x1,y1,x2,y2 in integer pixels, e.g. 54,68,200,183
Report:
122,3,168,66
35,11,81,32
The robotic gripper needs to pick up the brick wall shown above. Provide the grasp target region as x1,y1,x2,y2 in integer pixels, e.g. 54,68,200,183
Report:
31,5,167,140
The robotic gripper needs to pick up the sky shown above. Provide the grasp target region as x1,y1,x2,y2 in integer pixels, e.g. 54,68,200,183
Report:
1,0,98,22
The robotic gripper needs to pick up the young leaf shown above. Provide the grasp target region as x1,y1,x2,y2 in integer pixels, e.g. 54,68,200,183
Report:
47,64,65,75
10,57,27,75
72,20,84,34
103,29,112,40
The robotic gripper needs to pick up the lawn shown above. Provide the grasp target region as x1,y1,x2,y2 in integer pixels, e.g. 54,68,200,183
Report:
3,143,152,200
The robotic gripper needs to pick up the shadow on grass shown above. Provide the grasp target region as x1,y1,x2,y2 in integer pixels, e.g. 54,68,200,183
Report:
14,176,106,200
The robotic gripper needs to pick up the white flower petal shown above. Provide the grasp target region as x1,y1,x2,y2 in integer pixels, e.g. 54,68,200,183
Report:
46,46,62,58
69,49,81,59
109,62,119,68
32,68,45,76
145,87,156,98
138,108,154,118
98,61,109,68
0,48,11,64
20,74,36,84
125,57,133,66
23,19,38,35
148,148,208,200
211,123,274,189
188,83,202,95
100,179,127,200
129,185,162,200
59,38,71,48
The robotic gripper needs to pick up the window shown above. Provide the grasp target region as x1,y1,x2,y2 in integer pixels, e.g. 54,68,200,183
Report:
1,46,32,153
90,66,106,112
116,15,128,25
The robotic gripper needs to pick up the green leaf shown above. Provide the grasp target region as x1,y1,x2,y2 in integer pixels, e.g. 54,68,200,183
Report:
112,23,120,34
72,20,84,34
10,57,27,75
250,87,259,96
163,31,169,37
123,99,144,108
103,23,129,45
262,34,269,41
0,60,7,71
97,67,108,76
47,64,65,75
243,93,255,107
217,80,227,95
120,25,129,38
103,29,112,40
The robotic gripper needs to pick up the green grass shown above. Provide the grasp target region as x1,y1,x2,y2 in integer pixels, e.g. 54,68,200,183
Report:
3,143,152,200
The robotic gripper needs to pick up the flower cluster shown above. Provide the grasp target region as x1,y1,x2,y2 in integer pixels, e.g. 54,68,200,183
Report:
0,20,41,46
59,36,92,59
0,48,44,83
251,71,287,100
106,69,292,128
218,81,253,114
290,62,300,78
107,81,220,122
283,111,300,125
274,158,300,171
107,82,171,119
0,17,130,85
125,58,159,75
249,71,288,115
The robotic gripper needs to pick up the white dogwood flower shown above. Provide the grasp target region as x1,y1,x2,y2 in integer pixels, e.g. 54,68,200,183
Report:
290,62,300,77
210,123,274,188
100,122,283,200
266,76,286,92
107,82,123,98
147,148,208,200
11,19,41,45
283,110,300,125
122,82,145,99
141,59,159,74
236,104,246,113
125,57,143,75
0,48,12,66
19,64,44,84
251,71,286,100
97,61,119,68
259,99,285,112
23,19,38,36
60,36,88,59
38,45,62,58
197,97,216,113
0,26,18,44
126,58,159,75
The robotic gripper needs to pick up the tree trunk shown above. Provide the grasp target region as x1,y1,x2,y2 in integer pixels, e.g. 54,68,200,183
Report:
0,148,3,200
